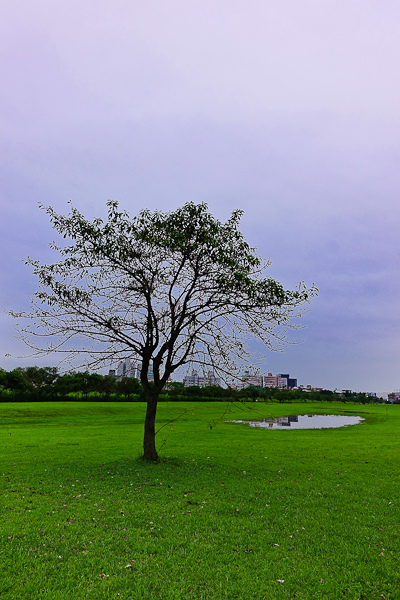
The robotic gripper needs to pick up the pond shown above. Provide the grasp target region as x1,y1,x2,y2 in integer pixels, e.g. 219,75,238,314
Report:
231,414,364,430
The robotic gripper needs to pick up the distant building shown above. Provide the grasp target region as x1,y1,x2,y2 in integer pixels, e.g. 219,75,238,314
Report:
388,392,400,404
183,369,221,387
263,372,279,388
263,372,297,389
277,374,298,389
237,370,263,389
115,358,153,382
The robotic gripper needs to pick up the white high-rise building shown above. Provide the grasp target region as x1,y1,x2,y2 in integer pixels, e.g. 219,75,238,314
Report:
183,369,221,387
237,370,263,389
115,359,153,382
116,359,140,380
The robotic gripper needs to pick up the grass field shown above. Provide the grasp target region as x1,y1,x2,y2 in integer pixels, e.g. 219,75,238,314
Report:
0,400,399,599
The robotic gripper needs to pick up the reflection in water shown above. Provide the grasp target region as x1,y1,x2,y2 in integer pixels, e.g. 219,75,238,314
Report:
231,414,364,429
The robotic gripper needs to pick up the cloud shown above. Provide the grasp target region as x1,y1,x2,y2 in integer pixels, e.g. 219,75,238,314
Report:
1,0,399,391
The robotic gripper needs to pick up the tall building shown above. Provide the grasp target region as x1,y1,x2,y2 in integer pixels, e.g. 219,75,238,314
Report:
237,370,263,389
115,359,154,382
183,369,221,387
276,374,297,389
263,372,297,389
263,372,279,387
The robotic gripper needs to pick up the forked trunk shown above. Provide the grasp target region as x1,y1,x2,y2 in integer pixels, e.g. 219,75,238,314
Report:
143,397,159,461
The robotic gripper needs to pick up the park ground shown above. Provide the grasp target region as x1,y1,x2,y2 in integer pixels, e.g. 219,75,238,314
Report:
0,401,399,599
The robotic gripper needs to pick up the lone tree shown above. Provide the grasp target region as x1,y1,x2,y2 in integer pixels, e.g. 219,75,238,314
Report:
13,201,317,460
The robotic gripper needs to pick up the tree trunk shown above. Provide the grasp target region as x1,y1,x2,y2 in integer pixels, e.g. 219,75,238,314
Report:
143,397,159,461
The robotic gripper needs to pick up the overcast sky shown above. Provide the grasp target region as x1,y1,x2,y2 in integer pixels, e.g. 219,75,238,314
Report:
1,0,399,394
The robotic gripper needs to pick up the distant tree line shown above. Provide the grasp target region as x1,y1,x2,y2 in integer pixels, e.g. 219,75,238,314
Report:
0,367,138,402
166,384,383,404
0,367,383,404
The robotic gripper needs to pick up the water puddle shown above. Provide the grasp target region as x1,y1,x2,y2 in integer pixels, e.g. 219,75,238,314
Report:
231,414,364,430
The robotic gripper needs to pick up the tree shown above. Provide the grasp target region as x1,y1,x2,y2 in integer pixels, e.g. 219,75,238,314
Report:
20,366,58,389
13,201,317,460
116,376,142,400
4,369,29,392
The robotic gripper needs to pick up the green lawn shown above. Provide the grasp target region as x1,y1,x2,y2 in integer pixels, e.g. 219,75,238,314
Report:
0,401,399,599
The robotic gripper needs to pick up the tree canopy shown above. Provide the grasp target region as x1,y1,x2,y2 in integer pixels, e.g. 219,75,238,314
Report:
13,201,317,459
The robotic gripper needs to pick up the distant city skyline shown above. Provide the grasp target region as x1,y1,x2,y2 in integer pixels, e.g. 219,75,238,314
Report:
1,1,400,394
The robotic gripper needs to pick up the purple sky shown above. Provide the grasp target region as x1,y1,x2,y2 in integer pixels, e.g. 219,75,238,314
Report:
1,0,400,394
